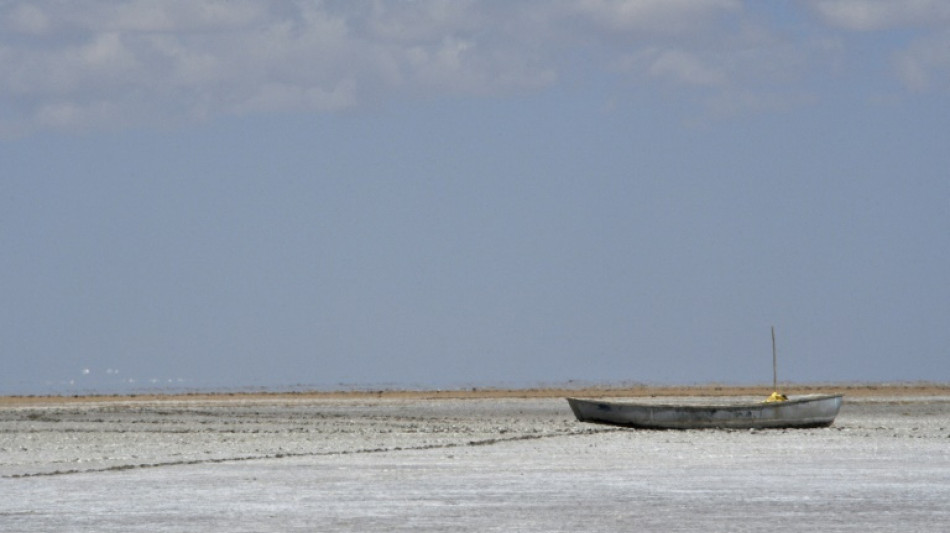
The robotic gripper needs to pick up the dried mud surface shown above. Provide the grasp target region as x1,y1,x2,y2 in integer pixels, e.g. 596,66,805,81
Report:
2,386,948,531
1,396,592,478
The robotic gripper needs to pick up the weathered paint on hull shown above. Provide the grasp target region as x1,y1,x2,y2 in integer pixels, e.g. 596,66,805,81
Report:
567,395,843,430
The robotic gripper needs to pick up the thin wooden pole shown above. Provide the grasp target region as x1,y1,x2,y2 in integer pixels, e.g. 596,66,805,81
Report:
771,326,777,391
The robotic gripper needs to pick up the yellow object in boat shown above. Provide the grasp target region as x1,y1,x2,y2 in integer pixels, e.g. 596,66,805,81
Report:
765,391,788,402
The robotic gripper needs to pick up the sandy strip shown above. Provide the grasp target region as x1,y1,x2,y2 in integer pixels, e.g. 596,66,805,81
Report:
2,382,948,407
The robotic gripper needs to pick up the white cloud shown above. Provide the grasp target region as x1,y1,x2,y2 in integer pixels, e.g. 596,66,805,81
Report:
366,0,483,43
607,14,831,111
81,32,137,71
809,1,950,94
0,1,560,136
570,0,741,34
61,0,267,33
1,1,947,137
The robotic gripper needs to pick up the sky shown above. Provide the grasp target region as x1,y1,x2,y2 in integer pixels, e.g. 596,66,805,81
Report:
2,0,949,394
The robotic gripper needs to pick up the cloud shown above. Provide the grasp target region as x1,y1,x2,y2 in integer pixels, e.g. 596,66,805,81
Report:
569,0,741,35
640,48,729,87
808,1,950,94
5,3,51,35
0,1,561,137
810,0,950,31
1,1,947,137
894,30,950,92
233,80,358,114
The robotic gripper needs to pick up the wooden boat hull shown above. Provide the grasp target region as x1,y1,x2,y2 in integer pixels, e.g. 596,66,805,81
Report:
567,395,843,430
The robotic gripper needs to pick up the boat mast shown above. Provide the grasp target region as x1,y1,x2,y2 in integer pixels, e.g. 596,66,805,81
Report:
766,326,787,402
772,325,777,391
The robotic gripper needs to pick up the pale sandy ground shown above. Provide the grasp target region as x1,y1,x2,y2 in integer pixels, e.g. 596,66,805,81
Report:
1,386,948,532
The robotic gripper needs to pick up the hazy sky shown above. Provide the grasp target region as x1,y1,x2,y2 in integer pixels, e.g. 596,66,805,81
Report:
2,1,949,394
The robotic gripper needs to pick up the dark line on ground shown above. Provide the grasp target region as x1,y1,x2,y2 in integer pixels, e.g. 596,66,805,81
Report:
3,427,621,479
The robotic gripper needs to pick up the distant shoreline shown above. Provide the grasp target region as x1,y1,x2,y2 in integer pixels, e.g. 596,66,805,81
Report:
2,382,949,406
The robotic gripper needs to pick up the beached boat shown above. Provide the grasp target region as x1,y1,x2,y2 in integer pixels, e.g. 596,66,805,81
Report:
568,327,843,429
566,394,843,429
